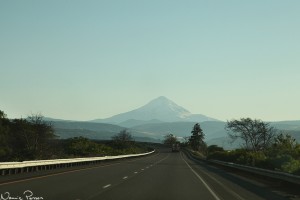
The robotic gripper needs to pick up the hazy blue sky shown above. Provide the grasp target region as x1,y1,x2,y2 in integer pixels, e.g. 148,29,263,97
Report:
1,1,299,122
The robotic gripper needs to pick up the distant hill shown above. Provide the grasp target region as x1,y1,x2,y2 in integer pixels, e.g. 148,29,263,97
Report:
43,117,71,122
49,120,161,143
130,120,300,149
91,96,219,124
45,110,300,149
52,121,123,133
271,121,300,131
54,128,114,140
131,121,227,140
119,119,164,128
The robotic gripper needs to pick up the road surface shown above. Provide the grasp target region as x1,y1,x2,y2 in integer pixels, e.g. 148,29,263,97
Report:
0,149,291,200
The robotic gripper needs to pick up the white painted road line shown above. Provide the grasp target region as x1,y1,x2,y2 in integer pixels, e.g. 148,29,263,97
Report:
181,155,221,200
187,154,245,200
123,176,128,180
103,184,111,189
134,171,138,174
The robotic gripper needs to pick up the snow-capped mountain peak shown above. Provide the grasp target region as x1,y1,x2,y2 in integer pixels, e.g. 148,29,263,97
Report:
92,96,218,124
139,96,191,115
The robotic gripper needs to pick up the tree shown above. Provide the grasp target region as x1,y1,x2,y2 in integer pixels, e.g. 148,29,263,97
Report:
207,145,224,154
269,133,300,157
0,110,12,160
189,123,205,151
226,118,276,152
265,133,300,174
28,114,55,152
112,129,134,149
10,114,55,159
11,118,34,158
163,134,177,146
65,136,99,156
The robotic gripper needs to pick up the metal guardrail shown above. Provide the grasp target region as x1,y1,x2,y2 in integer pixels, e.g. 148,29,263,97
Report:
0,150,155,176
207,159,300,185
185,149,300,185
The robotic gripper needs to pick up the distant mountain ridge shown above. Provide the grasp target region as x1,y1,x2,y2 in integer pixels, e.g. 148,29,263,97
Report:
118,119,164,128
46,118,300,149
43,96,300,149
51,121,161,143
48,119,300,150
91,96,218,124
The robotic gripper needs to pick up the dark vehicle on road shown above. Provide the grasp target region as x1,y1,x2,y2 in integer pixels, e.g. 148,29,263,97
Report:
172,143,180,152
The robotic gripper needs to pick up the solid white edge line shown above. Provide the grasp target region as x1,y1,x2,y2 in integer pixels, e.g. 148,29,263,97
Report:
182,155,221,200
188,156,245,200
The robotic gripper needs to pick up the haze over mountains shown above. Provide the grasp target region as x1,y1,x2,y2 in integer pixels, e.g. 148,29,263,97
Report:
47,96,300,149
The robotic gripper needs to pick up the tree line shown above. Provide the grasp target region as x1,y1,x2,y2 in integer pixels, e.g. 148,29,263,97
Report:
0,110,149,162
208,118,300,175
209,118,300,175
163,123,206,152
0,111,56,161
163,118,300,175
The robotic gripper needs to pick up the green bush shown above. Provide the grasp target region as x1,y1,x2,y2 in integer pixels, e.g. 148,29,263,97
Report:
281,158,300,174
206,133,300,174
266,154,293,170
263,154,300,174
207,151,228,161
208,149,268,167
207,149,246,163
236,151,267,167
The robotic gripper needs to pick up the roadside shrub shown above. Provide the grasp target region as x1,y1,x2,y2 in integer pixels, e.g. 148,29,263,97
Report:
236,151,267,167
207,149,246,162
207,151,228,161
207,145,224,154
281,159,300,174
270,154,293,170
294,166,300,175
207,149,268,167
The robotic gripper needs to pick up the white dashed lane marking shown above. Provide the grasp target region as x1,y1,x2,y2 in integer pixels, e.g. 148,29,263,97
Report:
123,176,128,180
103,184,111,189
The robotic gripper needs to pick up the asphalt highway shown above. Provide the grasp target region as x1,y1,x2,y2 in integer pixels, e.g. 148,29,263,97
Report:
0,149,291,200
